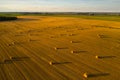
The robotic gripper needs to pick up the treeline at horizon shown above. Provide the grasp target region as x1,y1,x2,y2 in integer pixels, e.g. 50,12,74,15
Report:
0,12,120,16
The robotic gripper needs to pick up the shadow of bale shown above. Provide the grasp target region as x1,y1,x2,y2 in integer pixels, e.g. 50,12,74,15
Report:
49,61,72,65
71,50,87,54
83,73,110,78
96,56,116,59
10,56,30,61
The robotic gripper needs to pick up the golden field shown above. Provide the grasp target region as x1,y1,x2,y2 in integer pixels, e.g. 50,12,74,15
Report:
0,16,120,80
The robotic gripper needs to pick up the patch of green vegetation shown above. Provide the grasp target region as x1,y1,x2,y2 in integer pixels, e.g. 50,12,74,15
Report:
0,13,23,17
28,14,120,22
49,14,120,22
77,15,120,22
0,13,120,22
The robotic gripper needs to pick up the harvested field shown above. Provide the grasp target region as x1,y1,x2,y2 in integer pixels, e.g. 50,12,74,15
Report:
0,16,120,80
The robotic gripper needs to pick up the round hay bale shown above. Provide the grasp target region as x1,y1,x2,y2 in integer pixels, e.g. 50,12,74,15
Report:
95,56,99,59
83,73,88,78
71,50,74,53
49,61,53,65
54,47,57,50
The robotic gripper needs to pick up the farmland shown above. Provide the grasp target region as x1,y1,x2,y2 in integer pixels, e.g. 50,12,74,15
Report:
0,15,120,80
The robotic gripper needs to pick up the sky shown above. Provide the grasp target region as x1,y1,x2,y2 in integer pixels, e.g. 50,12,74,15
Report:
0,0,120,12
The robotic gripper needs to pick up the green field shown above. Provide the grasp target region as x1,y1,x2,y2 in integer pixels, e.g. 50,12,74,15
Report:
54,15,120,22
0,13,120,22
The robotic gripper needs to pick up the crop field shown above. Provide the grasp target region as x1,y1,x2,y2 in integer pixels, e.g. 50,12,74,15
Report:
0,15,120,80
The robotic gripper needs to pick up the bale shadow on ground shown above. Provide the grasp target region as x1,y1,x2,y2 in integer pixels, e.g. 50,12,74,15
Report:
84,73,110,78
